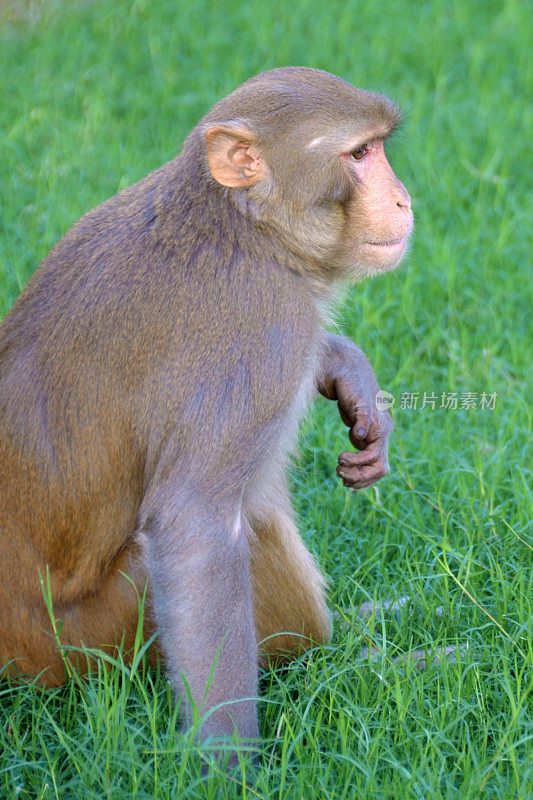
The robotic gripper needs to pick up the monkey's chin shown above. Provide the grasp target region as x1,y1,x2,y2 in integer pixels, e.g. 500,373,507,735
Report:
353,237,410,279
346,243,407,282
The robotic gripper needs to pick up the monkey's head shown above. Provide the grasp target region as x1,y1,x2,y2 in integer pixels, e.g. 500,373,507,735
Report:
200,67,413,282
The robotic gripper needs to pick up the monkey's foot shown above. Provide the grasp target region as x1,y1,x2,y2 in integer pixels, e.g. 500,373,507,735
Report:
356,596,444,620
335,597,444,628
360,643,468,670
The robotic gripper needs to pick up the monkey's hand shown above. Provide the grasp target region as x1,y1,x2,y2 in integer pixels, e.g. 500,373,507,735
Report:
316,333,393,490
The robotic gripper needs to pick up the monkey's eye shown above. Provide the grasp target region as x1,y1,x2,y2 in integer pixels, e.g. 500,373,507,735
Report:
351,145,368,161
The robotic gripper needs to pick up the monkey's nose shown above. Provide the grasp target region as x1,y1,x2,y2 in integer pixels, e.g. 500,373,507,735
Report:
397,188,412,214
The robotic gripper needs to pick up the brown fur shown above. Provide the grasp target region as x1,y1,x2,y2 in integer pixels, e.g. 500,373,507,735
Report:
0,68,411,748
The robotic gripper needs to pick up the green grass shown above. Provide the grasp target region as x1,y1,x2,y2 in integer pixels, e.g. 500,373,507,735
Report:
0,0,531,797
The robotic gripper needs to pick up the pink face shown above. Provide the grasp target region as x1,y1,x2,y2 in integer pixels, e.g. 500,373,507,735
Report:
341,139,413,277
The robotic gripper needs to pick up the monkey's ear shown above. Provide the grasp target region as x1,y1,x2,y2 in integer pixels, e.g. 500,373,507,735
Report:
204,125,268,188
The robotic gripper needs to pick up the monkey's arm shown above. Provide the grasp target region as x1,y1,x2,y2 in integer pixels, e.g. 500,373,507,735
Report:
316,332,393,489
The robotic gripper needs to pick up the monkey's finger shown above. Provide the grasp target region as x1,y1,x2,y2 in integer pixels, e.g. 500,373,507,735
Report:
347,431,370,450
336,462,384,484
348,475,383,490
350,408,394,448
336,460,389,489
337,398,371,438
338,442,384,468
348,418,389,450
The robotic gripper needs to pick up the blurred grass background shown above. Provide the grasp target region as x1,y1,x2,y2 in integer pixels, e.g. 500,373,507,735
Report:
0,0,531,798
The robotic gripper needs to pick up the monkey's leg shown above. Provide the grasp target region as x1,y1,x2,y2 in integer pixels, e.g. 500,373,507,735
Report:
0,538,157,686
246,484,332,665
143,487,259,743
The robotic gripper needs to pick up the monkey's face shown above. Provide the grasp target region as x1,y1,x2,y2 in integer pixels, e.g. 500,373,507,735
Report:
253,133,413,282
205,131,412,284
337,138,413,280
202,68,413,283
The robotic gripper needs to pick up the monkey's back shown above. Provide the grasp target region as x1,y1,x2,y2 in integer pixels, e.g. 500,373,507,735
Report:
0,156,320,611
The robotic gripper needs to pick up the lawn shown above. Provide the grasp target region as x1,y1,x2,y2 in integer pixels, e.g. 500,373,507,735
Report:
0,0,531,798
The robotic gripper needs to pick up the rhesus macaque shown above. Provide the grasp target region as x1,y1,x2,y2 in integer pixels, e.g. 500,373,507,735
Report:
0,68,412,753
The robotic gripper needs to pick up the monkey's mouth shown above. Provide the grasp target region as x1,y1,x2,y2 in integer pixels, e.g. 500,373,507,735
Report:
364,237,407,248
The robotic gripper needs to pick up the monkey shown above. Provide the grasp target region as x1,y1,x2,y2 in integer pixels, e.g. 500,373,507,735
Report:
0,67,412,755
